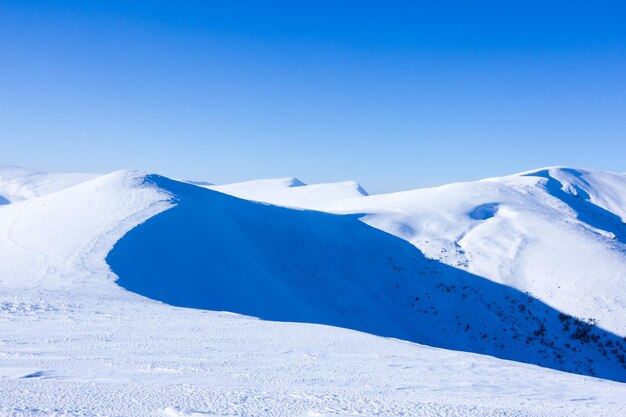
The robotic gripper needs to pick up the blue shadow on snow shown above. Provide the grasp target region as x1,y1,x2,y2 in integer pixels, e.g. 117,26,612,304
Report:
107,175,626,382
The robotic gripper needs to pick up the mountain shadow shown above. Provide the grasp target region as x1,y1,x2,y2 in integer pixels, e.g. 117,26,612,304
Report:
107,175,626,382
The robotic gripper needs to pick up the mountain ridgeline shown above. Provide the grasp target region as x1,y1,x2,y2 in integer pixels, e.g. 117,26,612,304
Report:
108,173,626,382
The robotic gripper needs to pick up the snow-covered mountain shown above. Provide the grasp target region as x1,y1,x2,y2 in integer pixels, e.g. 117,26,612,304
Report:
202,176,368,208
0,164,98,204
211,167,626,337
1,165,625,416
318,167,626,337
106,173,626,381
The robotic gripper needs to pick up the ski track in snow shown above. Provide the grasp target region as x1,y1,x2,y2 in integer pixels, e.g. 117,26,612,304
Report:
0,165,625,416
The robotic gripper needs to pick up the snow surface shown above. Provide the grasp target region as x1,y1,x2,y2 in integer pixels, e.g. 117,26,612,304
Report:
0,166,625,416
0,165,98,204
216,167,626,337
314,167,626,338
108,175,626,381
205,177,368,208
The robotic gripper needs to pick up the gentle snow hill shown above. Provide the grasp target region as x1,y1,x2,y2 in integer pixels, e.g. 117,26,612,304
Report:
0,170,168,290
0,164,98,204
1,166,625,416
204,177,368,208
314,167,626,337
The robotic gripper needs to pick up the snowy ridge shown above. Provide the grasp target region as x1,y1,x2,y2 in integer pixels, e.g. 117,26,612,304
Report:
0,164,98,204
522,167,626,240
318,167,626,337
205,177,368,208
513,166,626,222
0,170,170,291
107,174,626,382
0,166,625,416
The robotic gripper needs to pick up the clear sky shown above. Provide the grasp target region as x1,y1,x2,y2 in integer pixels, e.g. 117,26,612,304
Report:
1,1,625,193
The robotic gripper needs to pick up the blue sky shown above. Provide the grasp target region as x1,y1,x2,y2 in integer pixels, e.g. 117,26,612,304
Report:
1,1,625,192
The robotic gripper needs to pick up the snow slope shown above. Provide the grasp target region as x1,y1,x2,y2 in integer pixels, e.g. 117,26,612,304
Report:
107,174,626,381
0,166,625,416
314,167,626,338
195,168,626,338
0,165,98,204
4,293,625,417
205,177,368,208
